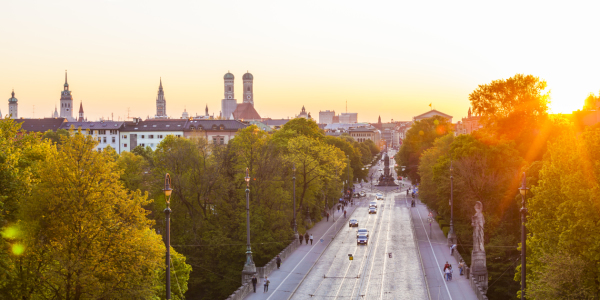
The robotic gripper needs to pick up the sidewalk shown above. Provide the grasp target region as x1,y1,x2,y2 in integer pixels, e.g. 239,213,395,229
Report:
410,196,478,300
244,199,362,300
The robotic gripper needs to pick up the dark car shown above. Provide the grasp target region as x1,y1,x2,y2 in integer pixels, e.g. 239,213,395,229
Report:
357,233,368,245
349,219,359,227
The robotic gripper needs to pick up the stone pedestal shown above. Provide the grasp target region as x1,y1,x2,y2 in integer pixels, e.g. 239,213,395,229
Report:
470,250,488,294
241,264,256,284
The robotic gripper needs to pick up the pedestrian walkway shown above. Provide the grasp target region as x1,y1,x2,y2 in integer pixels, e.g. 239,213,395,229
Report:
409,195,478,300
244,198,362,300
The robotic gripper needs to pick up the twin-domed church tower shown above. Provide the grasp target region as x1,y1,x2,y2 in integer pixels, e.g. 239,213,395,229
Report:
221,71,254,120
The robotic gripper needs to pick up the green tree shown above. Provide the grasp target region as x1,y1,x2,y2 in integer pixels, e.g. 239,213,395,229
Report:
17,132,190,299
524,127,600,299
469,74,550,144
395,115,453,183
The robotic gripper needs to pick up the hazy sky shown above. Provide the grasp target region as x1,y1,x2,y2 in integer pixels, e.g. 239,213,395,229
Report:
2,0,599,122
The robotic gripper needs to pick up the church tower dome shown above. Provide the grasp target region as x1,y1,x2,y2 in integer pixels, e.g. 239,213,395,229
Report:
242,71,254,106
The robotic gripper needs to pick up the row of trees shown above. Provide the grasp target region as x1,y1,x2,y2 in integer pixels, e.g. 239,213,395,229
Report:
121,118,379,298
398,73,600,299
1,117,379,299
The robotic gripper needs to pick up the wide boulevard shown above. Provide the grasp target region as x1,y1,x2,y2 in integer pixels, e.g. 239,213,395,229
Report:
289,187,428,300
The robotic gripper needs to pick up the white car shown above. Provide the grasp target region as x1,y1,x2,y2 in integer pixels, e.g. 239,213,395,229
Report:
359,191,366,197
369,207,377,214
376,193,384,200
356,228,369,238
369,201,377,208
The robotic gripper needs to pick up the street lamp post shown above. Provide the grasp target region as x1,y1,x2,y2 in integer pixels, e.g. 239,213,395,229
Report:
448,161,457,246
242,168,256,277
163,174,173,300
292,164,298,239
347,155,350,195
519,172,529,300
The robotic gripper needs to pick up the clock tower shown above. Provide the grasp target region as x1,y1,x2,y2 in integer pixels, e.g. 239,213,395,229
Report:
60,71,74,121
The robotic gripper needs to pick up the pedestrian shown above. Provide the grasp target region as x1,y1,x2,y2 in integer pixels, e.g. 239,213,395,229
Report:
304,232,309,244
276,255,282,269
309,234,313,245
263,276,269,292
338,205,340,212
299,233,303,244
252,275,257,292
327,212,330,221
406,189,409,196
344,210,347,218
444,261,450,270
450,244,456,256
459,260,465,276
449,265,453,281
444,266,451,281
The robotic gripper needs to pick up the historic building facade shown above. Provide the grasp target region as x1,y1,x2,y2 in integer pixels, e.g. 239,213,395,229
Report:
221,71,259,120
455,107,482,135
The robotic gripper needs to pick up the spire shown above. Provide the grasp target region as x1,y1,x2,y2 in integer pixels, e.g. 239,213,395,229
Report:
64,70,69,89
79,101,84,113
159,77,163,89
11,89,14,98
468,107,472,118
205,104,209,116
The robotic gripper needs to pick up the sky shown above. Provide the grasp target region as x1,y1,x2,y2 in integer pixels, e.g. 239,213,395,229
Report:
2,0,600,122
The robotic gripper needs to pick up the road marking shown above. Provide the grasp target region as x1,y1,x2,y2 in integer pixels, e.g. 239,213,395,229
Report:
414,199,453,300
378,195,394,299
267,209,349,300
357,193,388,299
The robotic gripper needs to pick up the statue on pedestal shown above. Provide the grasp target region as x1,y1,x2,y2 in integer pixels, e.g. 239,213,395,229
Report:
470,201,488,294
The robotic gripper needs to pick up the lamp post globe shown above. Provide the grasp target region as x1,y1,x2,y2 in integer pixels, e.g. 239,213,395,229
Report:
242,168,256,277
163,174,173,300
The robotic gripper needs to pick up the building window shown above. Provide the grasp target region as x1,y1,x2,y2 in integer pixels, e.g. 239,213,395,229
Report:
98,137,101,143
150,143,154,147
141,143,145,147
177,135,181,137
220,137,224,144
103,137,107,143
158,135,163,138
110,130,117,134
112,137,116,143
212,137,217,144
124,143,128,148
141,135,145,138
122,135,127,139
149,135,154,138
98,148,101,152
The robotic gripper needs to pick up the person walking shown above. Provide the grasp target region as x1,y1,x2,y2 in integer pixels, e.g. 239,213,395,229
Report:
450,244,457,256
299,233,303,245
459,260,465,276
344,210,347,218
263,276,269,292
309,234,313,245
327,212,330,221
252,275,257,293
304,232,309,244
338,205,341,212
276,255,282,269
444,266,451,281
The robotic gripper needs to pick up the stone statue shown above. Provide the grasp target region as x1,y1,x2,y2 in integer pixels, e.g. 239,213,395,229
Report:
472,201,485,252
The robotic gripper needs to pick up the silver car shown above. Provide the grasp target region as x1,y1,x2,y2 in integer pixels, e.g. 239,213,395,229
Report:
369,207,377,214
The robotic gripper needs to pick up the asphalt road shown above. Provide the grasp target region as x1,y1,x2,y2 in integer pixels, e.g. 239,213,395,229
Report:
289,190,428,300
